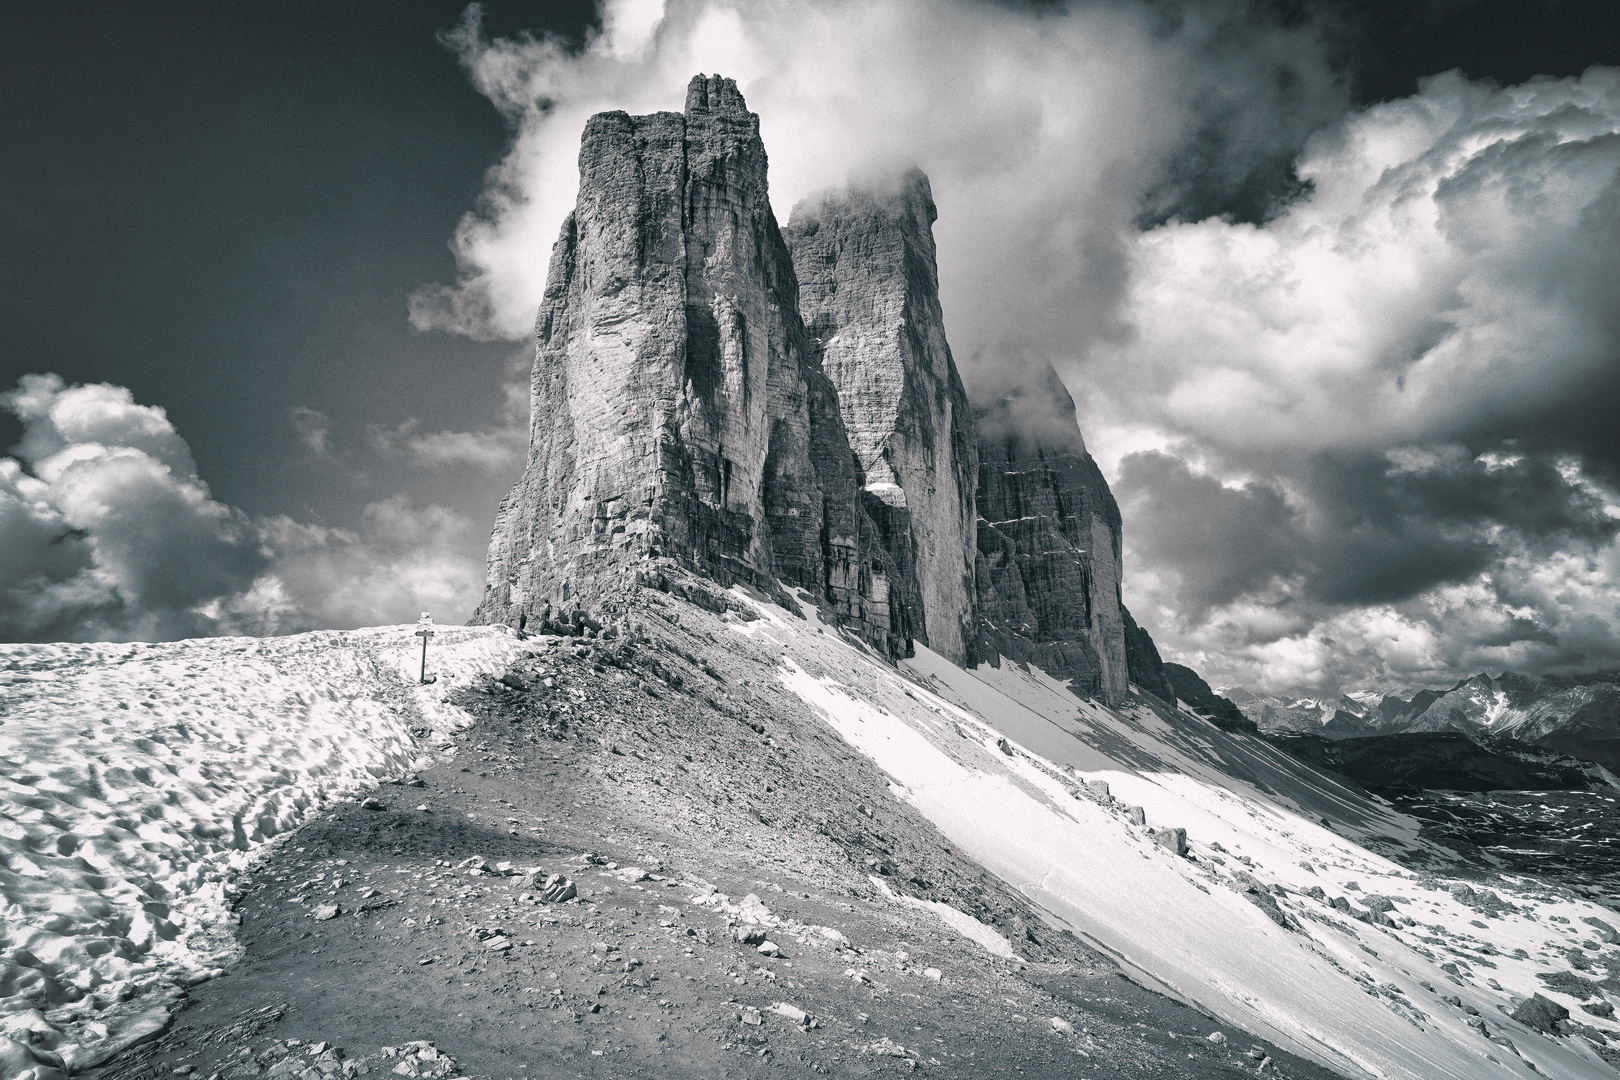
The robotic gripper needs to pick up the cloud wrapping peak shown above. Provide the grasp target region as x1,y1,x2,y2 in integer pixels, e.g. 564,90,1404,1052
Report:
411,0,1348,360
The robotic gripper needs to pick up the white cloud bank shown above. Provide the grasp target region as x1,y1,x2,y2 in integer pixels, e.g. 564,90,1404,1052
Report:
1099,69,1620,695
0,375,486,642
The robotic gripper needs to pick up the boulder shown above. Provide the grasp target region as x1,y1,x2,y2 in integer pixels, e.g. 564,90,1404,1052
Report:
538,874,576,904
1511,994,1569,1034
1150,828,1188,857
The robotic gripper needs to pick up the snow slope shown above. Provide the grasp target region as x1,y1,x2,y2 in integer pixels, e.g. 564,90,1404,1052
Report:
0,626,528,1078
733,592,1620,1080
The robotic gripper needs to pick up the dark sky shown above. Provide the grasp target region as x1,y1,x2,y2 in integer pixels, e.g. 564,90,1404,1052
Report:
1,1,593,524
2,0,1617,687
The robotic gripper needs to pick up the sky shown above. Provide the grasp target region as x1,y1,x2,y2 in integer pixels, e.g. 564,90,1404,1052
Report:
3,0,1618,699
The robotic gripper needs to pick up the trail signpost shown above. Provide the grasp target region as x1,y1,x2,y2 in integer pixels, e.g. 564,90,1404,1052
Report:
415,612,436,684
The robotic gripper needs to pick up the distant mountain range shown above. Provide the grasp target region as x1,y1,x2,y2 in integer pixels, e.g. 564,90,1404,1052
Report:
1228,672,1620,772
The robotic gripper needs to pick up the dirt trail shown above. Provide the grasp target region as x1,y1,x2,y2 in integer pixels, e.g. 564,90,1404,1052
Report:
91,595,1347,1079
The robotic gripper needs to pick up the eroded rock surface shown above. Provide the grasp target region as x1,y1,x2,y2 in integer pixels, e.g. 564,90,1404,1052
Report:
473,75,906,655
971,365,1129,703
785,171,977,664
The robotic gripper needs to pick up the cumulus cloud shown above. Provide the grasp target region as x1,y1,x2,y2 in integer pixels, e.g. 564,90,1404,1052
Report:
1,375,486,642
1099,69,1620,695
410,0,1348,362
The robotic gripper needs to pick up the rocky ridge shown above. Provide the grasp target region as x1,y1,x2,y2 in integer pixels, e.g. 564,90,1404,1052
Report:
1234,671,1620,773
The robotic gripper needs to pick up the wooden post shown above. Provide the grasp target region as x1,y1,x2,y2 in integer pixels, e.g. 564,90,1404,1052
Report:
414,612,436,684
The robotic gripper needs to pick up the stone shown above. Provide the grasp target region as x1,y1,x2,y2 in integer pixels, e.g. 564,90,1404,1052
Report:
1150,828,1188,857
1049,1017,1075,1035
1083,780,1111,803
1511,994,1569,1033
1231,872,1290,929
739,1008,763,1027
360,798,385,811
756,941,781,957
785,170,978,664
922,968,942,983
1207,1031,1227,1045
1538,970,1602,999
770,1002,809,1024
473,74,906,657
1582,1000,1616,1018
312,903,340,921
970,364,1127,704
538,874,577,903
1126,806,1147,826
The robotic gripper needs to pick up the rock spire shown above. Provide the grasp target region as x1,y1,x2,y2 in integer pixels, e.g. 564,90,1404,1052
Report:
475,74,1149,707
784,171,979,664
972,364,1129,704
474,75,910,654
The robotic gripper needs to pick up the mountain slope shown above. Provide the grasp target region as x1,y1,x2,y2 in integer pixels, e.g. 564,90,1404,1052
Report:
728,590,1620,1080
8,595,1620,1078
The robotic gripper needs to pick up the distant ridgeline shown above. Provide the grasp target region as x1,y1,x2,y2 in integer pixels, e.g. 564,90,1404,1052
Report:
470,73,1219,710
1233,671,1620,779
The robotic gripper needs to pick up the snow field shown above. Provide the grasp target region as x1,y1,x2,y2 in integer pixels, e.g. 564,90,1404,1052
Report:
0,625,527,1078
730,590,1620,1080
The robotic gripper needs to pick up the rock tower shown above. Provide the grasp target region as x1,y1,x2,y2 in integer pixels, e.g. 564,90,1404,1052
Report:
476,74,1144,704
474,75,910,654
972,365,1129,704
784,171,979,665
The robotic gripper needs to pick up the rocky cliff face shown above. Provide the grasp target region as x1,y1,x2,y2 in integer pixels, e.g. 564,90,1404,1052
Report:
474,75,909,655
784,172,978,664
971,366,1129,704
474,74,1173,706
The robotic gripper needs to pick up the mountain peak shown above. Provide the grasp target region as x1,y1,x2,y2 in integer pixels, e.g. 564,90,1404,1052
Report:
684,73,748,117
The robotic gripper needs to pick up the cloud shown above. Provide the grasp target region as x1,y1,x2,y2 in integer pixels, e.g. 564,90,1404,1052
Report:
1098,68,1620,695
291,406,332,456
1,375,487,642
410,0,1349,360
1117,451,1309,616
219,499,486,636
367,366,528,471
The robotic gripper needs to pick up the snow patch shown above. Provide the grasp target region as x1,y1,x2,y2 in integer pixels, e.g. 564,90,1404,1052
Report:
0,625,527,1075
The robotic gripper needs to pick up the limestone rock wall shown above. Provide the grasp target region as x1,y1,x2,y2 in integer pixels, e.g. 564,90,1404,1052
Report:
972,366,1129,704
784,172,978,664
474,75,907,656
